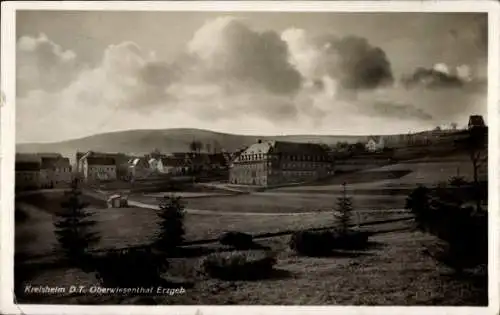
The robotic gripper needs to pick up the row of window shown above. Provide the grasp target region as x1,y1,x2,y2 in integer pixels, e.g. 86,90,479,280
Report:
89,167,115,172
281,171,316,177
281,163,326,169
238,155,330,162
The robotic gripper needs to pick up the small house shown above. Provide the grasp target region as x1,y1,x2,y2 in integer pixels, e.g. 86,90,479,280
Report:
107,194,128,208
468,115,486,130
365,136,385,152
40,157,72,188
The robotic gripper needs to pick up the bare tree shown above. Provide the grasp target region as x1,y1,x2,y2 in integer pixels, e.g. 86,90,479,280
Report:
455,126,487,211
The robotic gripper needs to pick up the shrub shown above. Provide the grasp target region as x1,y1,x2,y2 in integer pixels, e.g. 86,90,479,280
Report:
197,250,277,280
219,231,254,249
95,248,169,287
155,195,185,250
289,230,335,256
406,179,488,272
289,229,370,256
448,176,468,187
405,185,432,231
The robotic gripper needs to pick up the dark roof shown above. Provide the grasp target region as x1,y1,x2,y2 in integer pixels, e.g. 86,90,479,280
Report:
16,153,42,162
160,156,187,167
208,153,228,166
469,115,485,127
15,161,41,171
241,141,330,156
87,157,116,166
41,157,70,169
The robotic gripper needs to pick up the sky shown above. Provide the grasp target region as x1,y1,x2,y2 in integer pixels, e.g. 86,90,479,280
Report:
16,11,488,143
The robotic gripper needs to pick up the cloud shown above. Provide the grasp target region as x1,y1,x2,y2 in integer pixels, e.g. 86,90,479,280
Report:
282,29,394,92
370,101,433,121
401,62,486,91
16,33,79,96
16,19,487,142
187,17,302,95
401,65,464,89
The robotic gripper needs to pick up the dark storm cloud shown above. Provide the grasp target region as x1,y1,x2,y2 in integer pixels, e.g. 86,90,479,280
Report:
188,17,303,96
401,67,464,90
318,35,394,91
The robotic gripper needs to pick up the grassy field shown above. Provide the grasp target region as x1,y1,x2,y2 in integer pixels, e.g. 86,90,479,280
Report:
276,157,486,194
16,228,487,305
15,195,410,257
184,193,406,213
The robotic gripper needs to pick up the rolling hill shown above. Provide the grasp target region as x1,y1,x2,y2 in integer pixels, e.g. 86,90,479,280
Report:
16,128,371,160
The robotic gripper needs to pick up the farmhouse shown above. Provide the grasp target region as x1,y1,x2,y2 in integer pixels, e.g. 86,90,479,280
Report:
127,157,150,179
39,157,72,188
229,140,333,187
82,157,117,182
468,115,486,129
365,136,385,152
158,155,189,175
15,161,41,190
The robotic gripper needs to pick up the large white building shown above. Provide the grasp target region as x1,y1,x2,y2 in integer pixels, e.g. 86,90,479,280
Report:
229,140,333,187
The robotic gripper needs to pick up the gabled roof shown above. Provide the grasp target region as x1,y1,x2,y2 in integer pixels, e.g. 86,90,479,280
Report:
469,115,485,127
41,157,70,170
16,153,42,162
238,140,329,158
87,157,116,166
15,161,41,171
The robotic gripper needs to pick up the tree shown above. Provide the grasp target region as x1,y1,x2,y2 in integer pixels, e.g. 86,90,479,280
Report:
455,126,487,211
189,140,203,155
53,178,100,261
155,195,186,250
450,122,458,130
336,182,353,233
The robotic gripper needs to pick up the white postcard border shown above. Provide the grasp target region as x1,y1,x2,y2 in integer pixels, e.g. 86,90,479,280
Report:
1,1,499,315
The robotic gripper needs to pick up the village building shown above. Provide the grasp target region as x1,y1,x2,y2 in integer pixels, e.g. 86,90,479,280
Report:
15,160,41,190
39,157,72,188
107,193,128,208
157,155,190,175
208,153,230,171
82,156,117,182
127,157,151,180
365,136,385,152
229,140,333,187
468,115,486,129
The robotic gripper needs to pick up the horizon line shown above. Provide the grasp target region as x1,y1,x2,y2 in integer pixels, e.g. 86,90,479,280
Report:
15,126,467,146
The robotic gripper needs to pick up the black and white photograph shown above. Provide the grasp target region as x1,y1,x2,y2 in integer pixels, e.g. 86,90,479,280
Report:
1,1,499,313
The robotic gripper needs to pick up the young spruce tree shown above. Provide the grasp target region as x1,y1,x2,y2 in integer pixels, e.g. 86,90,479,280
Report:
336,182,353,233
155,195,186,250
53,178,100,260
